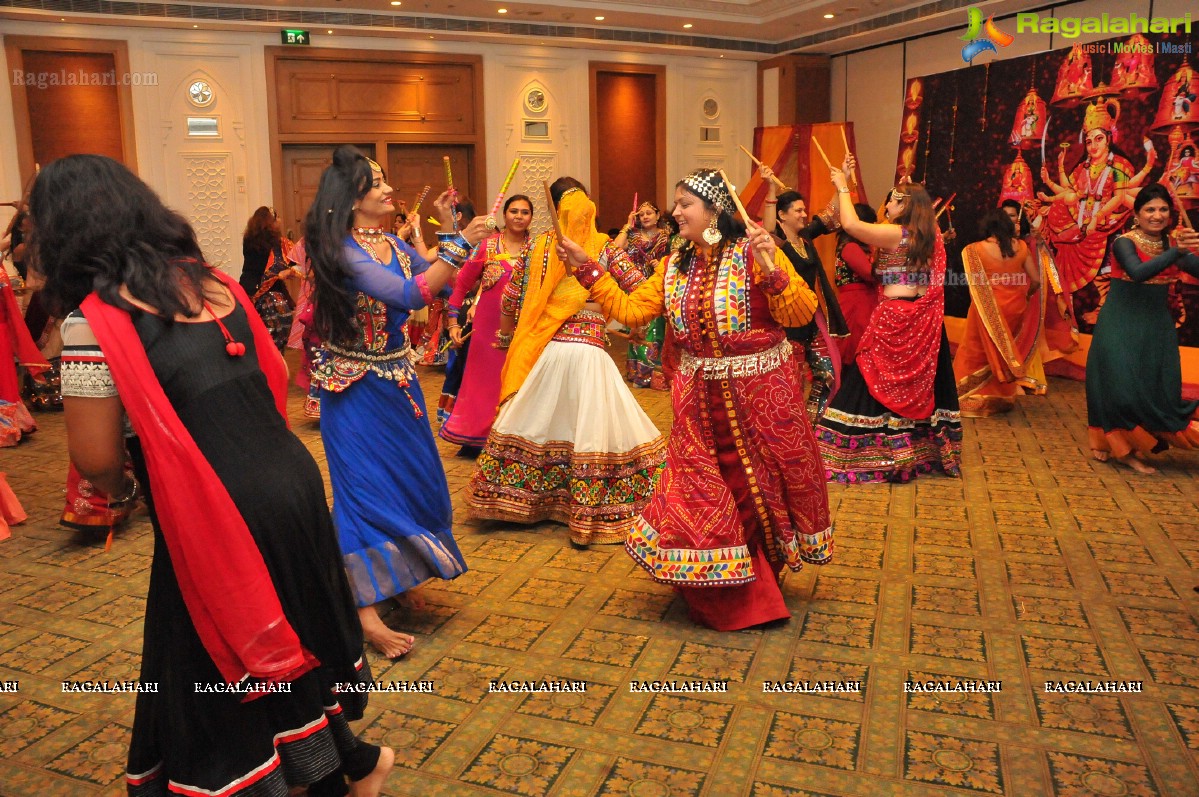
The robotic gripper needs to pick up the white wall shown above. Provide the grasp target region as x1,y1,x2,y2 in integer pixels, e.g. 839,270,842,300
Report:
0,21,755,259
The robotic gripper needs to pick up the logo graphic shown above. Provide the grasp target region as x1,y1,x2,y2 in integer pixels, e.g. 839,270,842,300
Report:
961,7,1014,64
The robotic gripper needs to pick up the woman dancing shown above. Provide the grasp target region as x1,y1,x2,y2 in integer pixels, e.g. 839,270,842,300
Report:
35,154,393,796
307,146,488,657
440,194,533,454
816,157,962,483
468,177,665,546
569,168,833,630
614,201,672,388
1086,184,1199,472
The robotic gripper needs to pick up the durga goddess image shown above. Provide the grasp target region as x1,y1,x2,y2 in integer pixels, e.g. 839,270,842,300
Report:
1033,98,1156,296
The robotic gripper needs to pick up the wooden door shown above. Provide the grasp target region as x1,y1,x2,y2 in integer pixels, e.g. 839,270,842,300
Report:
388,144,474,242
280,144,375,241
590,65,665,233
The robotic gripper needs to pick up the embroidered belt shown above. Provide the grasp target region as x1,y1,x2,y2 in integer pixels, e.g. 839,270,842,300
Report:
678,338,793,380
311,341,417,393
551,309,609,349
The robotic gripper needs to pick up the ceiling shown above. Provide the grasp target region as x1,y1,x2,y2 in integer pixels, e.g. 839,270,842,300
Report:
0,0,1061,58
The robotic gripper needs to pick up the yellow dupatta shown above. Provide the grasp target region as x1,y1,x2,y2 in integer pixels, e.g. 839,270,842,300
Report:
498,189,610,404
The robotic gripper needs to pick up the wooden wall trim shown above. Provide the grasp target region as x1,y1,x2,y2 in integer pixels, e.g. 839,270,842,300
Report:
265,46,486,217
5,34,138,183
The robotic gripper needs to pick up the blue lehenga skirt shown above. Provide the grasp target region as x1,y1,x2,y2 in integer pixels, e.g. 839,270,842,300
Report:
321,372,467,607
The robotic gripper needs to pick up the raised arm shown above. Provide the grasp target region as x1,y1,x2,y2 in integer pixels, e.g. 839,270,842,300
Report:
581,265,665,327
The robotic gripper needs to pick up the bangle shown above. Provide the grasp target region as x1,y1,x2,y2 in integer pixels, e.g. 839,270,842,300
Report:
764,200,777,204
837,187,851,194
109,476,140,508
494,330,513,349
436,232,470,268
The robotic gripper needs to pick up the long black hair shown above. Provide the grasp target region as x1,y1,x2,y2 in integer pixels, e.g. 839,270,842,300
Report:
979,208,1018,258
304,145,375,346
674,180,746,274
28,154,210,318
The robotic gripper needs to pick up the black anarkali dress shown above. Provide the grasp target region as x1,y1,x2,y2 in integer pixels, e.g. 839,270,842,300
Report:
102,305,378,796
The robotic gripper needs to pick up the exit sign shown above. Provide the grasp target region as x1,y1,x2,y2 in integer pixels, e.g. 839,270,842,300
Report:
281,29,310,45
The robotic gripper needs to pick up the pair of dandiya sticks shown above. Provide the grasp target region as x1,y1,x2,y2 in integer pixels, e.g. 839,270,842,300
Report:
737,126,857,193
412,156,525,231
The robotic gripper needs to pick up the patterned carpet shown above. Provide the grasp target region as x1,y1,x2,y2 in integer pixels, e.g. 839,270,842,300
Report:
3,349,1199,796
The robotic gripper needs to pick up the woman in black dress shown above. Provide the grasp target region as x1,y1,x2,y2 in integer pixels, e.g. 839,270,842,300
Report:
32,155,393,797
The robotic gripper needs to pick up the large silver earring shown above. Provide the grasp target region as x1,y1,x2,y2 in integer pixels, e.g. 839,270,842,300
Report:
701,215,722,245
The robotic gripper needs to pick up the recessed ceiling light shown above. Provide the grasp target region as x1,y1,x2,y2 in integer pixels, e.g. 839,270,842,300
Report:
390,1,401,4
823,13,835,18
683,23,692,29
327,29,333,33
498,7,507,12
595,15,605,21
192,24,198,27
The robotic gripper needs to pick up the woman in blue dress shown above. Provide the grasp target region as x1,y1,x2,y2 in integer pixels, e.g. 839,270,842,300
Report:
306,146,489,657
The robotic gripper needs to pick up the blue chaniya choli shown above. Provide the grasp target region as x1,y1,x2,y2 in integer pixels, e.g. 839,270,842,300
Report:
311,233,467,606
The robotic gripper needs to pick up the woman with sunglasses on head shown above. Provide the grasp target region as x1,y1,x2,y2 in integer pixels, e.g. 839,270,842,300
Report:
34,154,394,797
564,168,833,631
1086,184,1199,473
815,155,962,483
306,146,489,659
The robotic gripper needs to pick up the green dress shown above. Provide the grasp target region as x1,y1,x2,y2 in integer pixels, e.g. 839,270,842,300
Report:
1086,233,1199,456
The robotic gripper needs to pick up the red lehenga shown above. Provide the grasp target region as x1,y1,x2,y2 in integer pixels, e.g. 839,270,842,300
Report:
586,239,833,630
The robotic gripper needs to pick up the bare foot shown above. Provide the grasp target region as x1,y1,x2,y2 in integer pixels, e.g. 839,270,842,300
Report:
1090,449,1109,462
349,746,395,797
358,606,414,659
1117,454,1156,474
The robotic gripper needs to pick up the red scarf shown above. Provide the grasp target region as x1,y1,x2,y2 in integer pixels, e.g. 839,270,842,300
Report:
856,232,947,419
82,269,316,691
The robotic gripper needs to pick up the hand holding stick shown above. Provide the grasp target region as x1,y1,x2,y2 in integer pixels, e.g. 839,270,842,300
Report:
839,126,857,189
738,145,786,190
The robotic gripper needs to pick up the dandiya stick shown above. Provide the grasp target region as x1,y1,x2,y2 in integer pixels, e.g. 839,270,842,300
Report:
717,169,753,224
488,157,521,219
543,180,567,244
443,156,458,231
738,144,786,190
935,192,957,219
1168,184,1195,230
410,185,431,216
438,328,473,354
633,192,639,213
809,136,834,171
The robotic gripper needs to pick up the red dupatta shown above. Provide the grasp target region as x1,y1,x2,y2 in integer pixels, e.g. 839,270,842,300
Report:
856,231,947,419
81,268,315,691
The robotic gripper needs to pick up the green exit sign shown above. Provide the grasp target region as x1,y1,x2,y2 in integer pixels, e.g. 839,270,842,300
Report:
281,29,310,45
